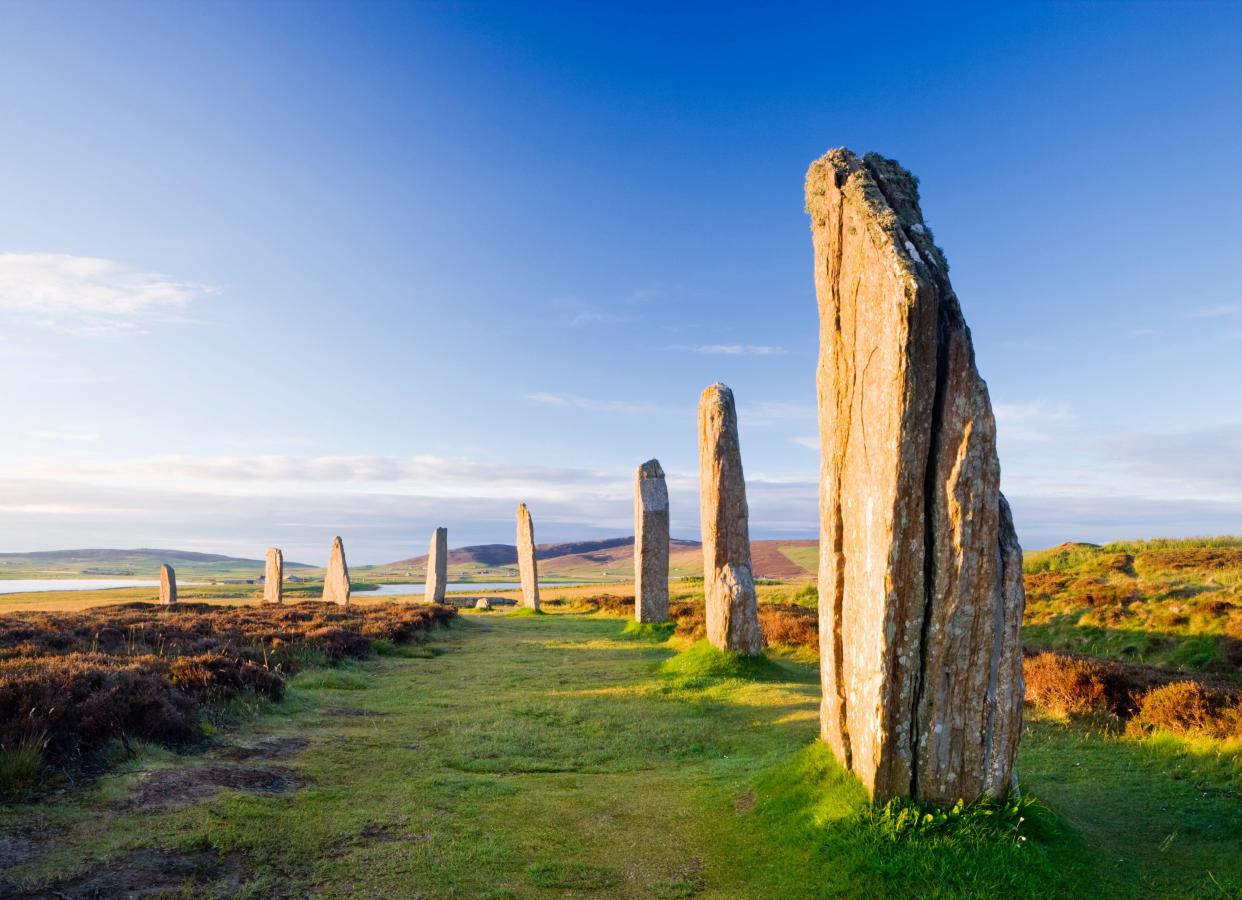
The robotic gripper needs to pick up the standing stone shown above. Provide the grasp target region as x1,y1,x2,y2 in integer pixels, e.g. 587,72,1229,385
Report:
697,384,762,654
634,459,670,623
806,148,1026,805
515,503,540,610
263,548,283,604
426,527,448,604
159,564,177,605
322,535,351,606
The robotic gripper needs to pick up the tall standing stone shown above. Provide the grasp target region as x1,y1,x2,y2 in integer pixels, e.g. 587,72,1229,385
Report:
515,503,540,611
263,548,283,604
697,384,762,654
634,459,670,623
806,148,1026,805
159,563,177,605
322,535,351,606
426,527,448,604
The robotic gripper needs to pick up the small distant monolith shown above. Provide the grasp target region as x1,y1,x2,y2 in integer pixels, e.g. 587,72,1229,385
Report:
516,503,539,610
263,548,283,604
697,384,762,654
806,148,1026,805
426,527,448,604
322,535,351,605
159,564,177,605
634,459,669,623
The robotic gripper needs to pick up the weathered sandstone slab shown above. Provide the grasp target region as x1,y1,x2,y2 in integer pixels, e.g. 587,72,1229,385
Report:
806,148,1025,804
159,564,177,605
322,536,351,606
426,527,448,604
634,459,670,623
698,384,762,654
263,548,283,604
516,503,539,610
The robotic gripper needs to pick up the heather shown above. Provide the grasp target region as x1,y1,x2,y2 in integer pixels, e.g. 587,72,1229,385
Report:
0,601,455,785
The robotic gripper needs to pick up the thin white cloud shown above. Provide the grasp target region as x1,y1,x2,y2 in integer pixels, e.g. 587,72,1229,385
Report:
523,392,663,415
791,436,819,450
671,344,787,356
1189,303,1242,319
0,252,217,335
740,401,817,425
25,427,101,443
550,296,636,328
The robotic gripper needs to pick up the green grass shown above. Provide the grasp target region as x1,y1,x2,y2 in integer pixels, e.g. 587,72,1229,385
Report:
660,639,788,682
1,612,1239,896
619,620,676,641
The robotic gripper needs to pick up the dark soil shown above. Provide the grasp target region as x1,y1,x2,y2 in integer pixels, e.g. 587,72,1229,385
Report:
121,762,306,811
212,736,309,761
3,848,243,899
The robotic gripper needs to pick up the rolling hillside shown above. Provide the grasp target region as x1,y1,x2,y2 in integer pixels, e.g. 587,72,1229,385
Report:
361,537,818,582
0,549,314,581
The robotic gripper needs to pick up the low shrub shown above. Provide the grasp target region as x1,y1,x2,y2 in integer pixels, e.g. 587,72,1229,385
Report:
759,603,818,648
1129,682,1242,739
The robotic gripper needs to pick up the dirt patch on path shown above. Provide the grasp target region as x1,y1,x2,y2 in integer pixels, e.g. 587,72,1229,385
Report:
5,848,243,899
212,736,309,761
121,762,306,811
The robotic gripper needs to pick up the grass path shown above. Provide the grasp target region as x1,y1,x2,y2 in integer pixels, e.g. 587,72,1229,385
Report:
2,611,1240,898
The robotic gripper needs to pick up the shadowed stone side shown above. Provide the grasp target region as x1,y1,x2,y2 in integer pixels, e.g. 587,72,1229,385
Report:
263,548,283,604
516,503,540,610
634,459,670,623
322,536,351,606
426,527,448,604
806,147,1026,805
697,384,762,654
159,564,176,605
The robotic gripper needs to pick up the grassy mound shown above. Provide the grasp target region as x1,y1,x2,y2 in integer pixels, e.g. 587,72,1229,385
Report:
619,620,675,641
659,639,784,681
743,743,1092,895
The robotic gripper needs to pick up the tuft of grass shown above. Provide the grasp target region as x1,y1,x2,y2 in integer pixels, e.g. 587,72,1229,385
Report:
0,731,45,792
506,607,544,618
526,860,621,890
659,639,783,682
289,669,370,691
619,620,675,642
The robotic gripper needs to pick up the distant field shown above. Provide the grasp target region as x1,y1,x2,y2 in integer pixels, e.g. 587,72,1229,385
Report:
0,548,313,581
1023,537,1242,675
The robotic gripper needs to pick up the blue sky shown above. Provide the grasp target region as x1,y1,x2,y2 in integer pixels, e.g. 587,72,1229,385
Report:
1,1,1241,564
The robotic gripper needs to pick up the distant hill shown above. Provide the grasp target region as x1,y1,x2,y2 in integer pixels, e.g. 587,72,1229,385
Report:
0,549,314,580
361,537,818,582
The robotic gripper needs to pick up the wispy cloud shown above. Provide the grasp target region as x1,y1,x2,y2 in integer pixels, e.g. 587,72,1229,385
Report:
0,456,820,562
25,427,101,443
1189,303,1242,319
670,344,786,356
523,392,663,415
740,401,816,425
791,436,818,450
551,296,636,328
0,253,217,335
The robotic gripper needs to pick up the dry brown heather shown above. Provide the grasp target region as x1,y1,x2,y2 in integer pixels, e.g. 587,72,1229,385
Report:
547,589,1242,740
0,601,455,773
